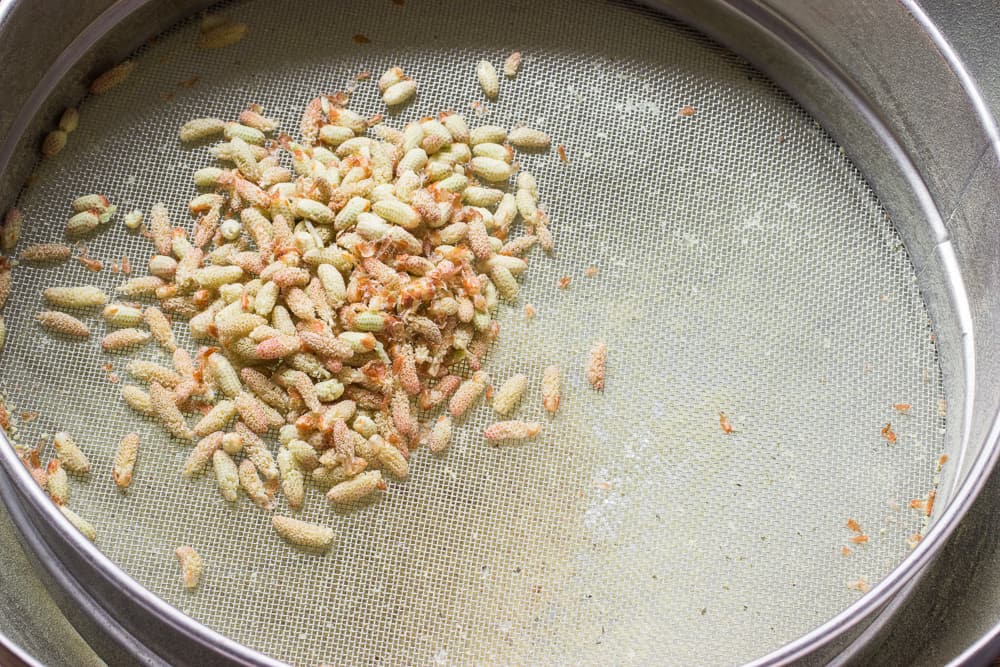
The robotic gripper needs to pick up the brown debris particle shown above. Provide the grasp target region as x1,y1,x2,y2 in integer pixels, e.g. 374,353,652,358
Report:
557,276,571,289
718,411,734,434
893,403,911,413
352,34,370,44
20,411,38,422
557,144,569,163
880,422,896,444
356,71,371,81
848,534,869,545
678,105,696,117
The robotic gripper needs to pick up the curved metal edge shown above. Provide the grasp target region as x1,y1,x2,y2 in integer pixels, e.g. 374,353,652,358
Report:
0,0,288,662
644,0,997,665
0,630,44,667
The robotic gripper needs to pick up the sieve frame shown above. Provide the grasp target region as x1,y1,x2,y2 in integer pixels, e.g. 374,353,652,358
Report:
0,0,997,665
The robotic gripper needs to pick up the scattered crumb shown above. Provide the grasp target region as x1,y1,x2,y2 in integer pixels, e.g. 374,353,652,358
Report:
848,534,869,545
678,105,696,117
845,518,862,534
107,372,120,384
847,578,871,593
906,533,922,549
352,34,370,44
77,256,103,272
356,71,371,81
718,411,734,434
121,255,131,274
840,546,852,557
880,422,896,444
777,135,786,143
937,454,949,469
584,266,599,277
892,403,911,413
20,411,38,422
557,144,569,163
524,304,536,319
557,276,571,289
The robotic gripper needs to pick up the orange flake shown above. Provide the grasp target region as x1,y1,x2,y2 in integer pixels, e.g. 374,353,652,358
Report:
718,411,734,434
845,518,862,534
880,422,896,444
524,304,536,319
121,255,131,275
925,489,936,517
107,372,120,384
352,34,370,44
19,411,38,422
179,76,200,89
584,266,599,277
0,404,9,430
485,385,494,400
937,454,949,469
557,276,571,289
847,578,871,593
906,533,923,549
848,534,869,545
840,546,852,557
77,256,103,272
908,499,926,512
678,105,696,117
893,403,911,413
101,362,114,372
557,144,569,163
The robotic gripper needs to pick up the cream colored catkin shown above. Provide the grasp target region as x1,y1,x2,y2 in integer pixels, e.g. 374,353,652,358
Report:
182,432,223,478
150,381,193,440
542,364,561,413
121,385,153,415
272,515,334,550
36,311,89,337
101,328,151,352
326,470,383,505
103,303,144,328
127,359,181,387
89,60,135,95
193,400,237,437
60,506,97,541
175,546,203,589
492,373,527,416
238,459,273,509
587,341,607,391
43,285,107,308
476,60,500,99
277,447,305,509
143,306,177,352
53,431,90,474
212,449,240,502
112,432,140,489
19,243,71,263
483,420,542,442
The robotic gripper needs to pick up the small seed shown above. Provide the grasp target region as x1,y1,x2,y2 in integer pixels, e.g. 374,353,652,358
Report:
239,458,273,509
277,448,305,509
477,60,499,99
150,381,193,440
175,545,203,590
428,414,452,453
90,60,135,95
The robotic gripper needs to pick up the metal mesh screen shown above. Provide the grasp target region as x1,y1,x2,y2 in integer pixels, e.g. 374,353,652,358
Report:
0,0,947,664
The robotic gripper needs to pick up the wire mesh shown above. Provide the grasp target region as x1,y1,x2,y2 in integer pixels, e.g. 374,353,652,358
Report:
0,0,947,664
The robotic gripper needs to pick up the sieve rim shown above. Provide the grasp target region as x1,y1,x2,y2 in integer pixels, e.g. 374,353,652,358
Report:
0,0,994,664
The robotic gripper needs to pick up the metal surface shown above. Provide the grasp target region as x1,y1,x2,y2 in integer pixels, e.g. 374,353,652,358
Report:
0,0,999,666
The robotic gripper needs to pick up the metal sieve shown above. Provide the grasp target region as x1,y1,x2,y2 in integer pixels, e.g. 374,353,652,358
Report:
0,0,998,665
